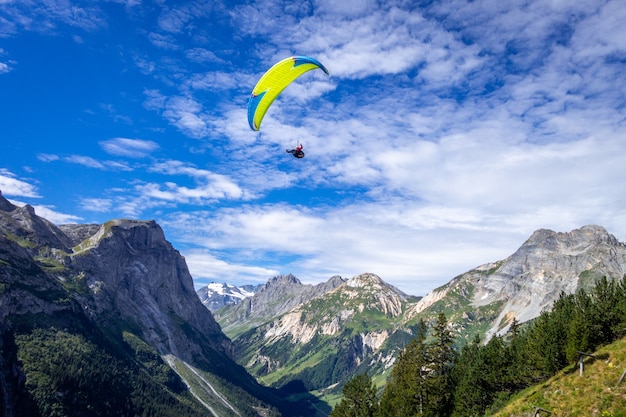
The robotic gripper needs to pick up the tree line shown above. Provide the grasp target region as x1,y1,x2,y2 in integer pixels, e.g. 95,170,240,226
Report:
331,276,626,417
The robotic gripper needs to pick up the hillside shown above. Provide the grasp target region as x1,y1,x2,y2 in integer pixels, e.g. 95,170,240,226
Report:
491,336,626,416
230,273,419,397
0,191,322,416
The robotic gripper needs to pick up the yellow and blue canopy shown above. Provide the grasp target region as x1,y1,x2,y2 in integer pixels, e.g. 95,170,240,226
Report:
247,56,329,131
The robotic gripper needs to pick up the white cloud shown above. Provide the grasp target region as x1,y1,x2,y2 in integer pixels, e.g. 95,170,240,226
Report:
64,155,106,169
79,197,113,213
31,204,82,224
134,160,246,204
0,169,40,198
37,153,60,162
185,48,224,64
100,138,159,158
0,0,106,34
183,248,279,285
314,0,378,18
146,93,212,139
62,155,132,171
162,203,521,295
147,32,180,50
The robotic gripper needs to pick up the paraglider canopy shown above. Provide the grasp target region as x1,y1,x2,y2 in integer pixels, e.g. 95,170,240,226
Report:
247,56,329,131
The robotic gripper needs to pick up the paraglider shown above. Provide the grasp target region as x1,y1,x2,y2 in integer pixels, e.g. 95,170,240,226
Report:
247,55,329,158
286,142,304,158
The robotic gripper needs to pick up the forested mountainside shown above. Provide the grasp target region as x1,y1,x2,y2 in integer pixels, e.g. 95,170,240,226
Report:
332,276,626,416
0,191,322,417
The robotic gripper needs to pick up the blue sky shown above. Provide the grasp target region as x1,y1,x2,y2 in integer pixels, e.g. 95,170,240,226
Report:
1,0,625,296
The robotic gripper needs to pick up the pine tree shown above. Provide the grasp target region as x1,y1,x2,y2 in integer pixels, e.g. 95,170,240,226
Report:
378,319,429,417
331,373,379,417
426,313,456,416
451,334,486,417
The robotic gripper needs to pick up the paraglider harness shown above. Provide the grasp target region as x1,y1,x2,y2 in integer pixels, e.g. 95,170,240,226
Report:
286,142,305,158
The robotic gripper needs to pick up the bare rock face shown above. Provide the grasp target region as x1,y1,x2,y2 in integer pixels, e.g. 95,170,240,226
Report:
69,219,234,360
407,225,626,340
58,223,101,246
0,192,233,362
0,202,73,251
226,272,419,395
0,190,16,212
479,225,626,338
215,273,347,335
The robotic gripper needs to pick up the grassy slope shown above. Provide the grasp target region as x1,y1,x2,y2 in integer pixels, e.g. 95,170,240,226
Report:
490,336,626,417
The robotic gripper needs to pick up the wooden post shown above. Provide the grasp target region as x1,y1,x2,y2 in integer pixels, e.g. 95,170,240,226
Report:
579,354,584,376
533,405,552,416
577,351,596,377
617,369,626,387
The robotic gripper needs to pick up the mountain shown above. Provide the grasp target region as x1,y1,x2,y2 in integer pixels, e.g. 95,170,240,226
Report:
0,191,323,417
216,225,626,403
218,273,422,399
214,273,347,339
197,282,261,312
404,225,626,341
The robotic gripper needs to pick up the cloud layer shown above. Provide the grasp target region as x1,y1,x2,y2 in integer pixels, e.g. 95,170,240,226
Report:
1,0,625,294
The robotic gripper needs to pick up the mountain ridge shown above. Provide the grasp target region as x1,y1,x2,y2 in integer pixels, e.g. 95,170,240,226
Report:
197,282,260,312
0,190,319,416
215,224,626,403
404,224,626,340
214,273,347,339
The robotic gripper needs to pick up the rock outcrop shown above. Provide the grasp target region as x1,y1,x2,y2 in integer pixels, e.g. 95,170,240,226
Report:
67,219,234,360
0,192,303,416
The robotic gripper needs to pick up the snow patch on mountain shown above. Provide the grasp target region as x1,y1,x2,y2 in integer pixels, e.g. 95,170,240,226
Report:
197,282,259,312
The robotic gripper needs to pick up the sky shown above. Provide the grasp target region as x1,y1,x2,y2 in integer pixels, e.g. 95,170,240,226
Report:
1,0,625,296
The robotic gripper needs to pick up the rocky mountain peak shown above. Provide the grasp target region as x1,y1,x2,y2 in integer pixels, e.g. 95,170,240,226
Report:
497,225,625,280
346,272,386,289
215,274,347,338
407,224,626,341
264,273,302,288
336,273,408,317
68,219,233,360
0,194,72,251
197,282,258,312
523,225,620,252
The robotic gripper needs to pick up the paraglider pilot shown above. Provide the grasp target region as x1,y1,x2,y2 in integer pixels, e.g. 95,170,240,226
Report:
286,143,305,158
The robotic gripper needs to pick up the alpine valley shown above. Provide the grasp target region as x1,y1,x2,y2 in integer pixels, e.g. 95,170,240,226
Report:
3,187,626,416
209,225,626,404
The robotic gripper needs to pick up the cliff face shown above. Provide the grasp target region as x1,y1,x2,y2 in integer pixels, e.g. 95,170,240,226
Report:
0,195,232,361
66,219,233,360
0,191,305,416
